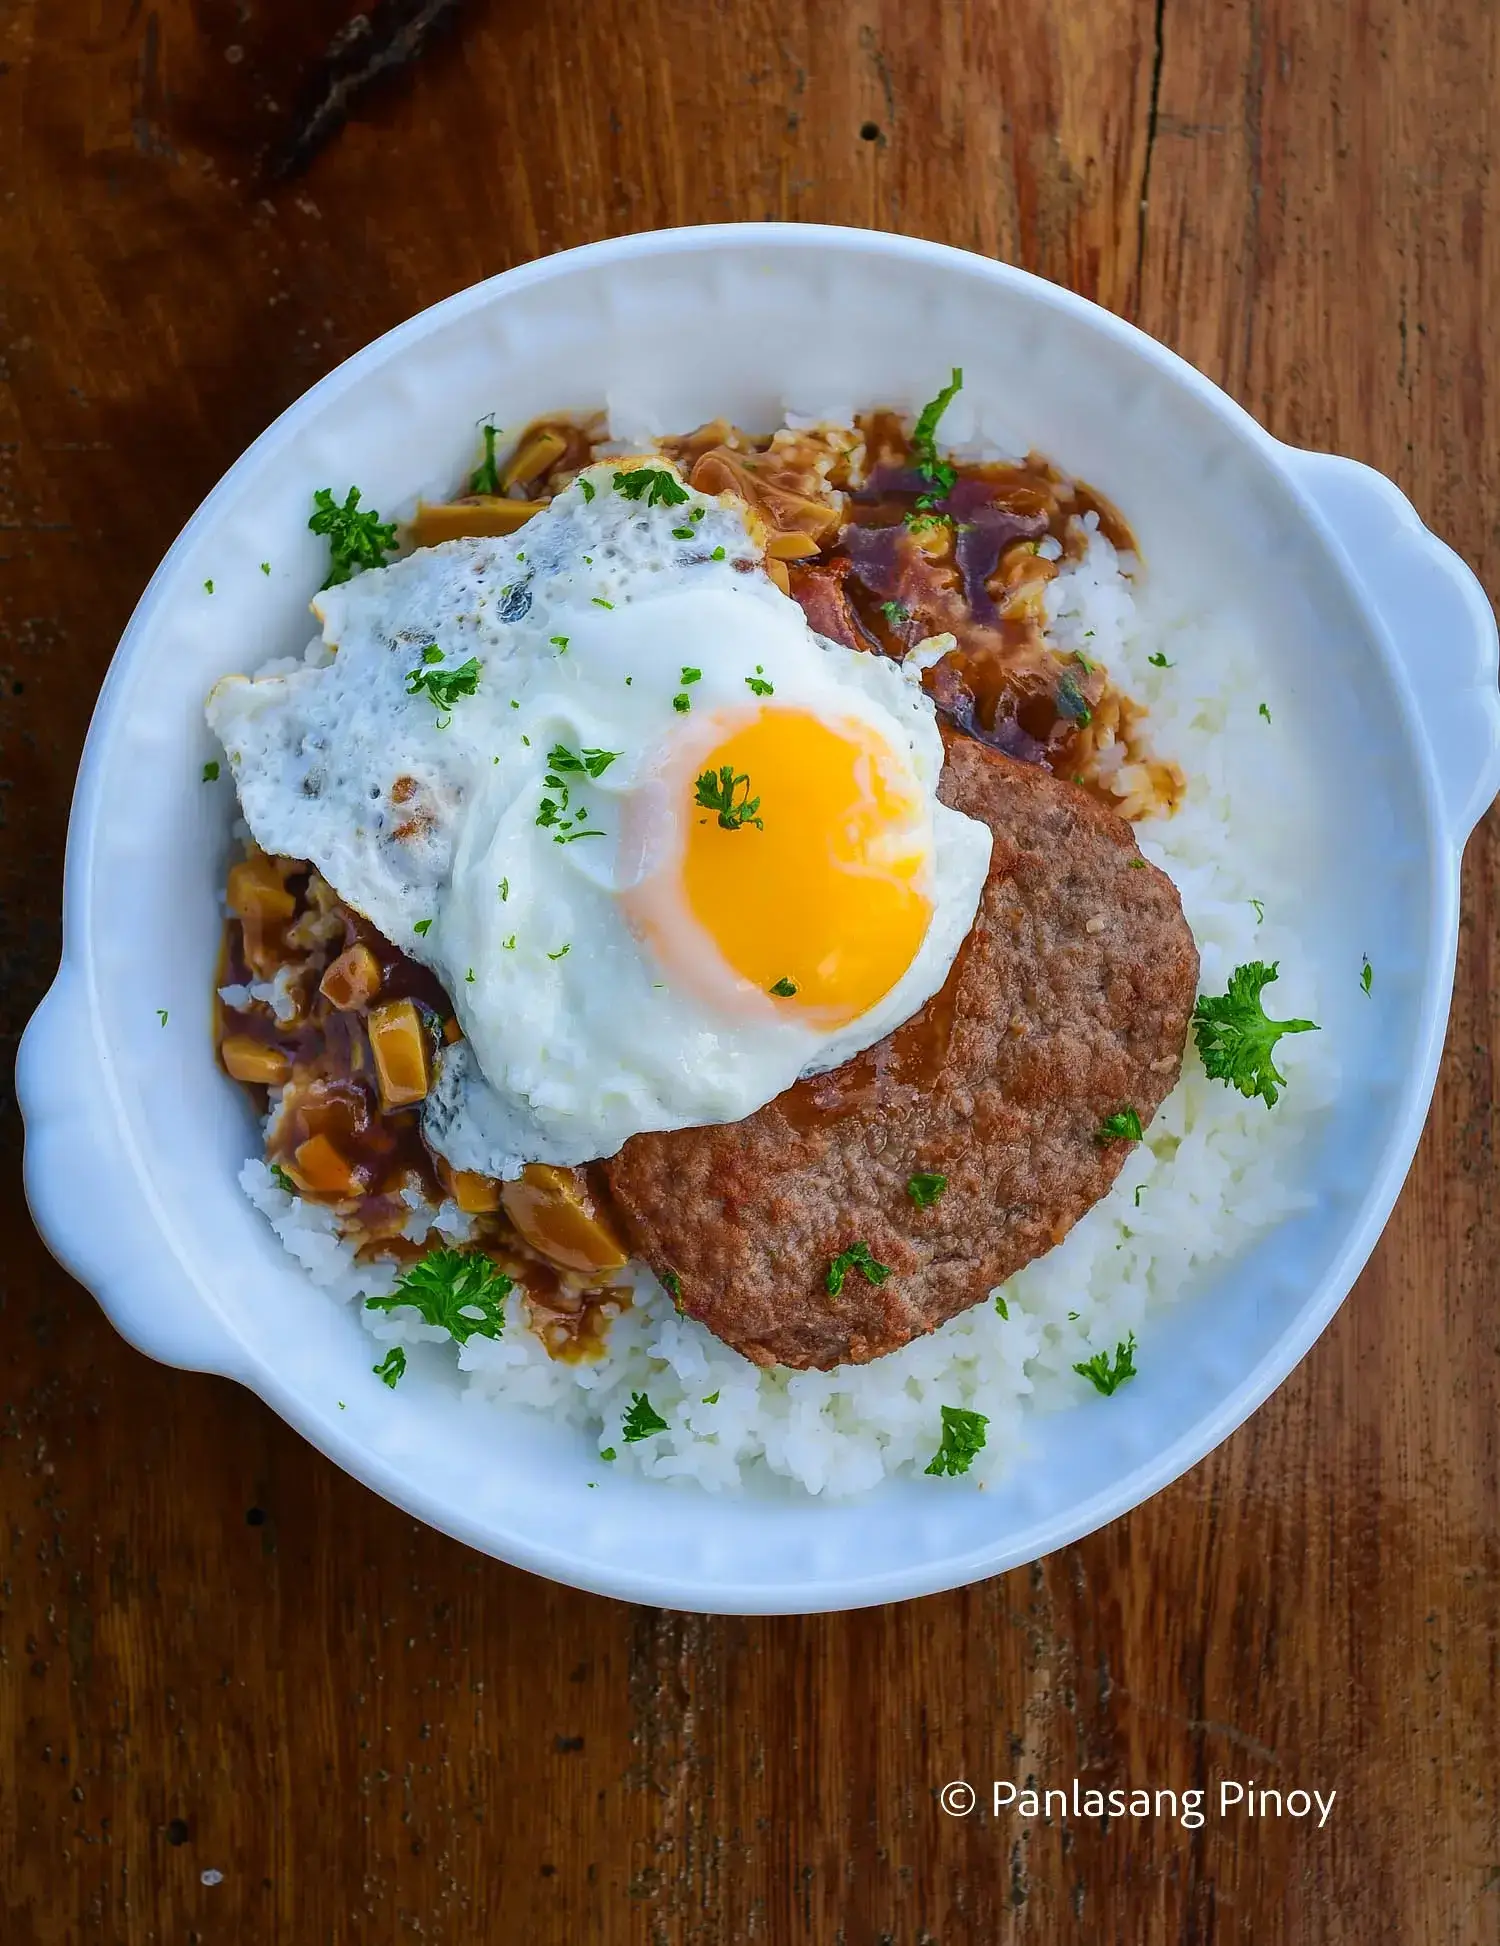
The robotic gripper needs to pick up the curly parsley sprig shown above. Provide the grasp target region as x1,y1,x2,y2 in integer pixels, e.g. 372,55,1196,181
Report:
471,422,502,495
404,645,481,713
1192,961,1319,1108
614,466,689,508
826,1241,891,1297
1073,1333,1138,1397
694,765,763,831
365,1249,512,1346
622,1392,669,1441
924,1403,988,1476
910,367,963,511
309,486,397,588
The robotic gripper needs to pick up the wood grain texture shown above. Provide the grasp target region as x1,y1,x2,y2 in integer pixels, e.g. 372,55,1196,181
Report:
2,1,1497,1940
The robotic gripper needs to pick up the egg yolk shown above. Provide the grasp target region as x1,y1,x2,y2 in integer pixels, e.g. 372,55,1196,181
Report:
681,708,934,1026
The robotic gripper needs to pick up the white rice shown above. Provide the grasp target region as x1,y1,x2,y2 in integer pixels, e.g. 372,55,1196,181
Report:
240,521,1334,1496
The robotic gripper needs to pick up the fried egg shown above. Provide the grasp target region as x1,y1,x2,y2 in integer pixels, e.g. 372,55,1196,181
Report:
207,464,992,1176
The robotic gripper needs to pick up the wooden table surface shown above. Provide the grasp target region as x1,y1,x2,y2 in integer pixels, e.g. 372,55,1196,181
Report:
4,3,1498,1939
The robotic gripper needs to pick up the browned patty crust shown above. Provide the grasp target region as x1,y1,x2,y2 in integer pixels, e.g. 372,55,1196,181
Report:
603,737,1200,1370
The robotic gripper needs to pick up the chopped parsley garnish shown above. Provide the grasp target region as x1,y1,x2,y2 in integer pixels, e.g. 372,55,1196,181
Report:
622,1392,669,1441
471,421,502,495
1192,961,1319,1108
711,545,726,561
672,694,691,713
1127,858,1147,870
1057,672,1092,726
695,765,763,831
503,935,516,949
156,1008,168,1027
1361,955,1373,994
547,945,570,960
745,675,775,696
365,1248,512,1345
881,599,911,626
1258,701,1272,723
405,651,481,712
309,486,397,587
1250,898,1265,923
769,976,798,997
550,635,569,651
924,1403,988,1477
592,597,614,609
910,367,963,508
413,918,433,936
906,1172,948,1209
499,879,509,901
680,666,702,686
661,1269,681,1299
203,579,214,594
466,968,476,984
905,509,949,534
538,746,615,839
1147,651,1173,668
201,760,220,782
1073,1332,1138,1396
260,561,270,575
1097,1107,1143,1143
549,744,620,779
702,1390,720,1405
613,466,689,508
373,1346,407,1388
672,526,695,540
270,1163,296,1193
826,1241,891,1297
600,1445,616,1461
579,477,596,503
1134,1184,1146,1208
994,1292,1009,1320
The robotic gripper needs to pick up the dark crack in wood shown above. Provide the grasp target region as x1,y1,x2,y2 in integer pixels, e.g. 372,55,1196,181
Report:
264,0,472,182
1131,0,1167,316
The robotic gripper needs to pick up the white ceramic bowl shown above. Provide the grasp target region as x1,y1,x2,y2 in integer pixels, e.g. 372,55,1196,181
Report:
19,224,1500,1614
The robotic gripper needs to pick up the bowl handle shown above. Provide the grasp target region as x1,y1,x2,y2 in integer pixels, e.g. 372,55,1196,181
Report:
18,964,245,1377
1279,445,1500,841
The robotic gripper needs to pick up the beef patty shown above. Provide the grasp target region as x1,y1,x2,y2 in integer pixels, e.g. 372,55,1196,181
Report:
602,736,1199,1370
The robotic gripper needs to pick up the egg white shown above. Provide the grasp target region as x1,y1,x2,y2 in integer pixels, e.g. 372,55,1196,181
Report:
208,467,992,1176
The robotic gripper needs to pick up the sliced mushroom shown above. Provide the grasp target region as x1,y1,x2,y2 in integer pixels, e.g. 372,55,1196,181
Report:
502,428,569,491
292,1133,359,1196
227,857,295,923
442,1167,503,1215
367,1000,432,1109
500,1165,630,1276
408,498,548,546
319,943,382,1012
220,1036,290,1086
